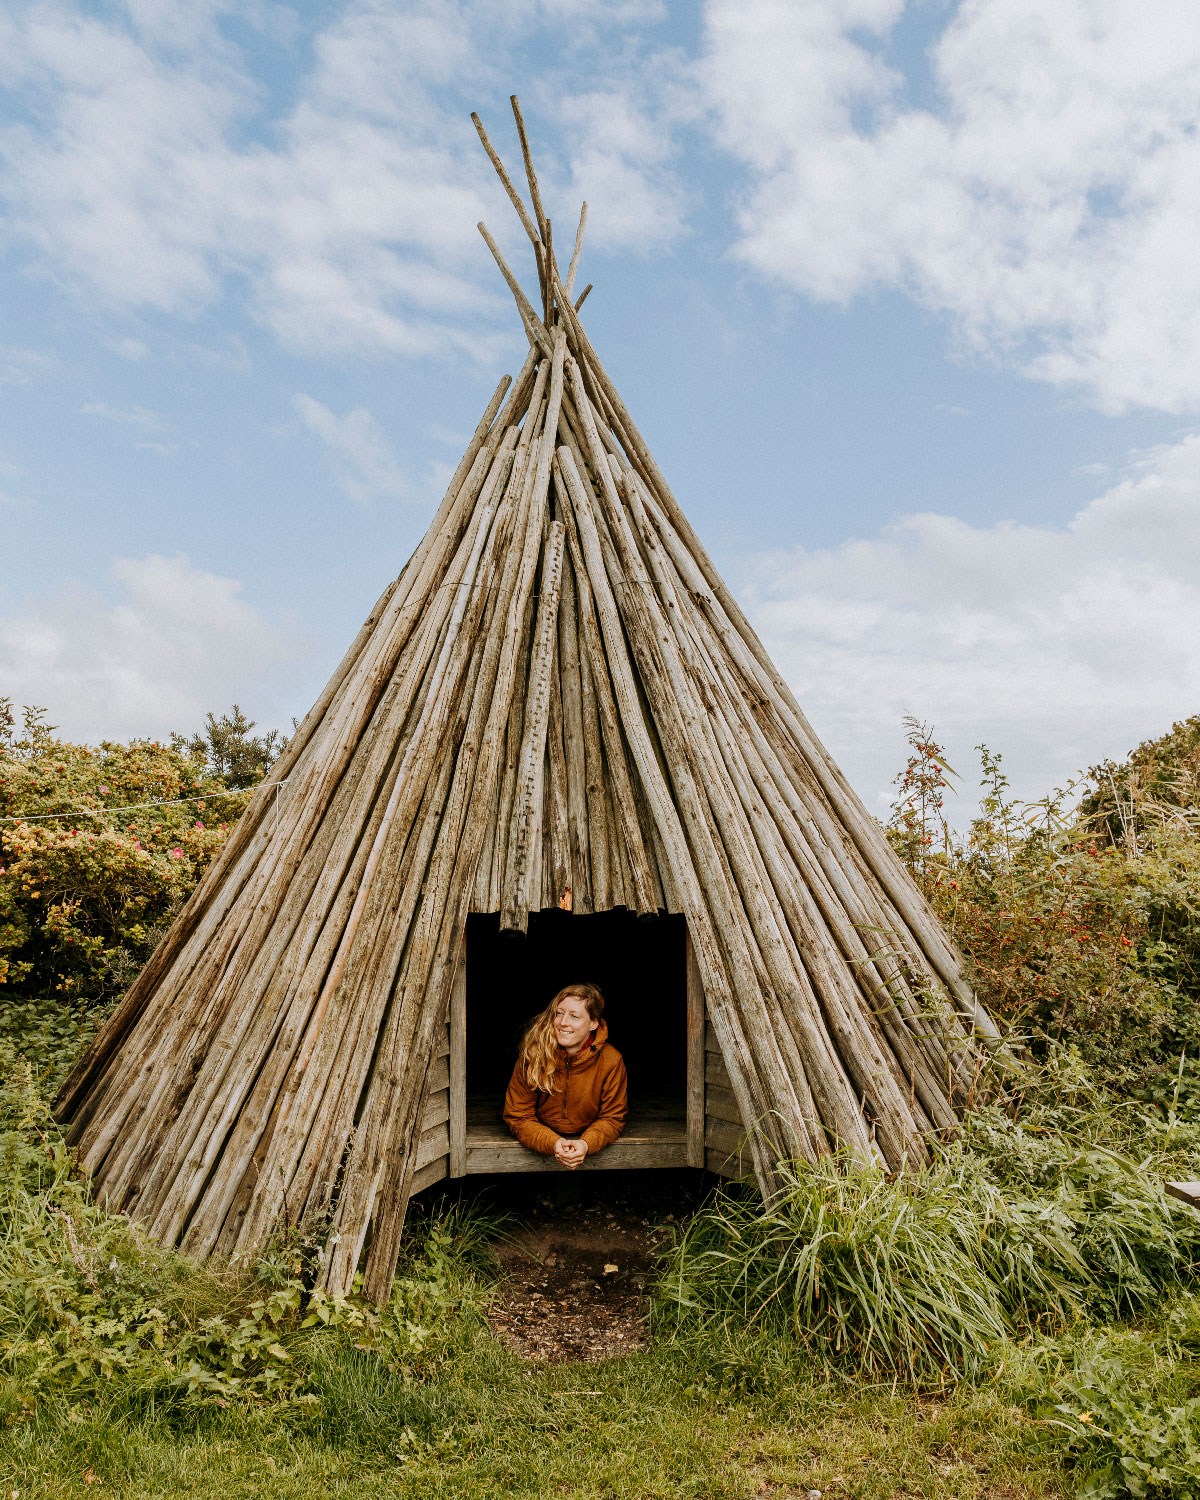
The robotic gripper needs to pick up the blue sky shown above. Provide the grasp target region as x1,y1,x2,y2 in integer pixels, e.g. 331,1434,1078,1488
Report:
2,0,1199,819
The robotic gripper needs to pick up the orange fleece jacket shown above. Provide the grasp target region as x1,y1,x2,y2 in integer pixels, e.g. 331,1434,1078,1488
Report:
502,1018,628,1157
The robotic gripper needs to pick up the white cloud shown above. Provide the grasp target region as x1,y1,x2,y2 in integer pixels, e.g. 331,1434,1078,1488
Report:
558,85,688,252
0,344,53,386
293,394,405,507
703,0,1200,413
744,433,1200,815
0,0,499,357
0,553,306,742
81,401,163,428
0,0,685,360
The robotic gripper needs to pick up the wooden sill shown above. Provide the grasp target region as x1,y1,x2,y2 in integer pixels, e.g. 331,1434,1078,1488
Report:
463,1113,686,1173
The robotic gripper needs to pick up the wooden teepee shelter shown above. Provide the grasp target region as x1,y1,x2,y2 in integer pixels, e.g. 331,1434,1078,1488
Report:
56,101,1002,1303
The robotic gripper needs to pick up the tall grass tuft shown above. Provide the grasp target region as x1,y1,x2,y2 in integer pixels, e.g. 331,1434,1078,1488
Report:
656,1091,1200,1387
657,1155,1009,1384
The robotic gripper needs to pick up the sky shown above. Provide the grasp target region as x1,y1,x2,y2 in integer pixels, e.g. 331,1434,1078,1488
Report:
2,0,1199,822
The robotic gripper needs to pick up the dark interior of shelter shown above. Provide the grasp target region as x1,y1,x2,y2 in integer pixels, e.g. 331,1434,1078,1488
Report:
464,909,687,1128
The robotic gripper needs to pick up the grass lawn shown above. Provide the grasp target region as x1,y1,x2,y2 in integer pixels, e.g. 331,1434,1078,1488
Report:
6,1062,1190,1500
2,1326,1069,1500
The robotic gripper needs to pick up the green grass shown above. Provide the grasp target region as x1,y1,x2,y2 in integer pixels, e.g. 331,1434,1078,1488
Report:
5,1047,1200,1498
2,1329,1071,1499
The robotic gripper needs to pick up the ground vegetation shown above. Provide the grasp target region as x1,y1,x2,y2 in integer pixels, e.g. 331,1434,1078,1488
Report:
2,706,1199,1497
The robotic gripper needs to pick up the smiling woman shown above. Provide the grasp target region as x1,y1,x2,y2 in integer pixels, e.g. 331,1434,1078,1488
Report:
502,983,628,1169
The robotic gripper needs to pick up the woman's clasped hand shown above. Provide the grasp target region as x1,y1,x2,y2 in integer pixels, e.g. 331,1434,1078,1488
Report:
554,1136,589,1168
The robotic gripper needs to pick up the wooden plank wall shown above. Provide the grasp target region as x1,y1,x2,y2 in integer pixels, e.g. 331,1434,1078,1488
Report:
410,1020,451,1194
705,1019,750,1178
686,933,705,1168
449,954,467,1177
414,993,749,1187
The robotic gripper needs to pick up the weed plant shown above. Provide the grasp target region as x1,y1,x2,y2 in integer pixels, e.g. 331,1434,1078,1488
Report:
0,1042,490,1423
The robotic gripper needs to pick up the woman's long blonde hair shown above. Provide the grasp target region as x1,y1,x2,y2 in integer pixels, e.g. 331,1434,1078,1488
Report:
520,983,605,1094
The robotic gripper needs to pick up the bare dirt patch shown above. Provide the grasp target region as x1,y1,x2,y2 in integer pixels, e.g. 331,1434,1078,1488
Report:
486,1179,695,1362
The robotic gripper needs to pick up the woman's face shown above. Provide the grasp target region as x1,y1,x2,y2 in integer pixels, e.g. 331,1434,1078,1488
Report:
553,995,597,1053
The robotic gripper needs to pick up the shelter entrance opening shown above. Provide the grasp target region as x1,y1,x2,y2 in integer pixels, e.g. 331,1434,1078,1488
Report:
450,910,700,1173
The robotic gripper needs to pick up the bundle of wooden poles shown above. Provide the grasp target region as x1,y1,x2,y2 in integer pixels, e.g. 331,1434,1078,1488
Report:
56,99,1002,1302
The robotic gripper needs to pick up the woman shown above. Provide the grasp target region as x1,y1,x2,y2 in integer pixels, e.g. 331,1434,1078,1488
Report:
502,983,627,1168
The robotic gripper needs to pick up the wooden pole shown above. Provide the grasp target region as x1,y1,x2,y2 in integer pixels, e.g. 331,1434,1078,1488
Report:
564,202,587,296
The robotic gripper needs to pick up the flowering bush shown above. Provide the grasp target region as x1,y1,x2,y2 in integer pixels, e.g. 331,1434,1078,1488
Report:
889,721,1200,1093
0,701,254,1076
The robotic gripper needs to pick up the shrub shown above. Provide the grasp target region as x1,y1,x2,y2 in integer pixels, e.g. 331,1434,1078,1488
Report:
170,705,289,792
1082,713,1200,847
0,701,266,1079
887,721,1200,1093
